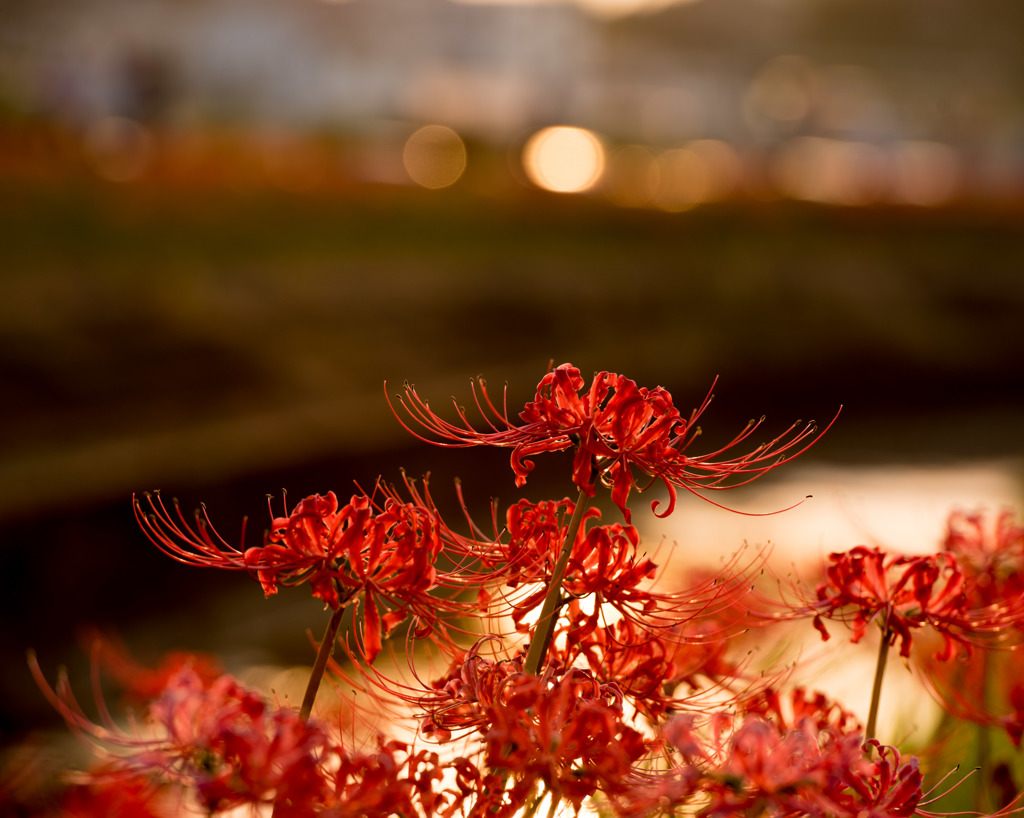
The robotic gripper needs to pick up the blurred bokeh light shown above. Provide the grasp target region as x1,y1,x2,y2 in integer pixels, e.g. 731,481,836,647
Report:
402,124,467,189
522,126,606,193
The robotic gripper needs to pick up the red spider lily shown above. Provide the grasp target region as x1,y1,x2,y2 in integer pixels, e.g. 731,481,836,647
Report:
343,643,647,813
135,479,492,661
791,545,1024,661
547,550,766,704
905,511,1024,748
30,656,470,818
835,740,925,818
915,631,1024,748
55,769,175,818
389,363,836,522
485,497,658,634
417,645,526,743
495,497,605,590
619,707,948,818
942,508,1024,607
557,617,747,720
479,666,648,811
30,659,334,814
477,495,763,654
80,628,222,704
328,740,465,818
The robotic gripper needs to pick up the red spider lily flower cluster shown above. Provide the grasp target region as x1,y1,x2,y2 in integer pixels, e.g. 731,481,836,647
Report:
616,705,940,818
942,508,1024,606
562,618,743,720
543,560,770,721
792,544,1024,661
134,479,495,661
913,510,1024,749
390,363,835,521
29,657,473,818
82,628,223,704
456,494,765,719
483,497,657,633
415,649,647,814
916,639,1024,749
36,363,1024,816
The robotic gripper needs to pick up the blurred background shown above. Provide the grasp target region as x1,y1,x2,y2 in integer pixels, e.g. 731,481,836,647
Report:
2,0,1024,801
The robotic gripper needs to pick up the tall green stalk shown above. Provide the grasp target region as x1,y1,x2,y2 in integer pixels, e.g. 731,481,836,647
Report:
523,487,591,676
300,603,347,720
865,622,892,741
975,650,993,812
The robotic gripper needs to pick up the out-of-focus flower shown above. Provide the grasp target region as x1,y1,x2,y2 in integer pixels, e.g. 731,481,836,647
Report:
29,658,466,817
390,363,835,522
781,545,1024,661
916,639,1024,748
942,509,1024,607
55,769,174,818
913,509,1024,748
30,659,332,815
619,704,928,818
81,628,222,704
747,686,861,736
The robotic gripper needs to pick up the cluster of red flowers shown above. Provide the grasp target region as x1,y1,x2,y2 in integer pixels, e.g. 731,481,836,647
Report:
30,657,473,817
916,511,1024,749
25,363,1024,817
630,710,929,818
782,527,1024,670
419,653,647,813
135,477,496,661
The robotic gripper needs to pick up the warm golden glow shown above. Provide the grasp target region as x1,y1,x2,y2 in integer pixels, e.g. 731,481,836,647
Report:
770,136,885,205
522,126,605,194
890,140,960,206
82,117,154,182
743,55,816,136
602,144,660,207
651,146,708,212
402,124,467,189
651,139,743,211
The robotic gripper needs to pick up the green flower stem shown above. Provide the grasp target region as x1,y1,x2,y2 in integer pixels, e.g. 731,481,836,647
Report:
523,487,591,676
975,651,993,812
300,603,347,720
865,622,892,741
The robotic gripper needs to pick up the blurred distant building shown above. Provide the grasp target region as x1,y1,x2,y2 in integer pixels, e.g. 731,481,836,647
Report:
1,0,599,140
1,0,1022,178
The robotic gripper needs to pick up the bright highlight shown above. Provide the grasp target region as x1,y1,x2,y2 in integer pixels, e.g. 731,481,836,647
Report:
522,126,605,193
